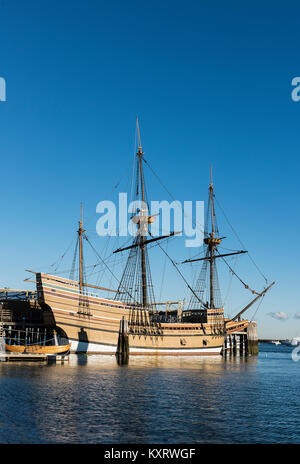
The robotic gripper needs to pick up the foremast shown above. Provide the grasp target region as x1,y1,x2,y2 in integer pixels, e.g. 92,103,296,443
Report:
71,203,119,298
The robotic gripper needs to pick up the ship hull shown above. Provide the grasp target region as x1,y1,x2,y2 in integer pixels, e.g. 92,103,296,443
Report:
49,308,224,355
52,313,224,355
36,273,225,356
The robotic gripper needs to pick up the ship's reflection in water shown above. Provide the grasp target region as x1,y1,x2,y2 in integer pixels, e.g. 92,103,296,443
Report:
0,346,299,444
71,353,255,370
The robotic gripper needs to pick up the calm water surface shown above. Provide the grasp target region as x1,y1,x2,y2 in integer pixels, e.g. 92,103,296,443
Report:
0,344,299,444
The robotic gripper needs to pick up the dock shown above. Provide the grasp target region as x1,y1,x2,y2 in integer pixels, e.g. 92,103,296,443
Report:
0,352,69,363
222,321,258,356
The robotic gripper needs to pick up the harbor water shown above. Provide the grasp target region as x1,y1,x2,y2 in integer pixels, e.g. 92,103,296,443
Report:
0,343,299,444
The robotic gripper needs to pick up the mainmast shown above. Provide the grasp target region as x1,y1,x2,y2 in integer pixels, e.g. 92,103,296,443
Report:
114,119,178,308
136,119,147,307
77,202,85,293
206,166,222,308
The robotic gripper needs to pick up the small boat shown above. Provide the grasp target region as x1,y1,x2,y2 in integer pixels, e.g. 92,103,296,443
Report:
5,343,71,355
271,340,281,345
3,323,71,355
282,337,300,346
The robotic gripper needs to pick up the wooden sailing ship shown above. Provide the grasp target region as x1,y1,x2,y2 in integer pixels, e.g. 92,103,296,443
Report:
26,121,274,355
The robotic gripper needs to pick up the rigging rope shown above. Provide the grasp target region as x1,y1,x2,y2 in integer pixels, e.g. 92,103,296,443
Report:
49,235,77,273
223,255,238,306
215,196,268,283
130,124,138,203
153,238,208,309
217,250,260,295
70,237,79,280
154,239,207,332
159,240,169,302
143,157,205,235
249,294,265,323
83,233,138,303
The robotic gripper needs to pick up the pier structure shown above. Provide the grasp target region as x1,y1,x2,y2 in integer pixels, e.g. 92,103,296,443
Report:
222,321,258,356
0,290,55,342
0,290,70,361
0,353,69,363
0,320,5,361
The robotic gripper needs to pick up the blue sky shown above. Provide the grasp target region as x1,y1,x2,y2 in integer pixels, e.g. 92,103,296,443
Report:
0,0,299,338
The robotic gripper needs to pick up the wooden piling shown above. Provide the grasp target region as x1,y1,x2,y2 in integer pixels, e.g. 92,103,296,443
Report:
245,332,248,354
223,335,228,356
239,334,244,355
116,316,129,364
232,334,237,355
247,322,258,355
0,323,5,361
